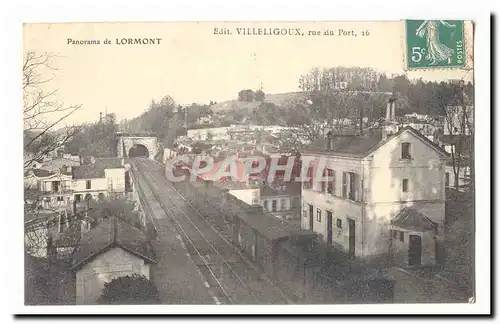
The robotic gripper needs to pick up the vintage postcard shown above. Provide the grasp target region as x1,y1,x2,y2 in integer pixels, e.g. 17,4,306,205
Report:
20,18,484,314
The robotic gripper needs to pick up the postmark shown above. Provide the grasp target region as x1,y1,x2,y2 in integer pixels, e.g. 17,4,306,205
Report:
405,20,465,69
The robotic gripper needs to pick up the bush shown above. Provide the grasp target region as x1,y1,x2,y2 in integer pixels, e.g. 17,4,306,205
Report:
97,274,161,304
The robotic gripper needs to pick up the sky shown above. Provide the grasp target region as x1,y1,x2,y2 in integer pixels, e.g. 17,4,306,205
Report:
23,21,474,128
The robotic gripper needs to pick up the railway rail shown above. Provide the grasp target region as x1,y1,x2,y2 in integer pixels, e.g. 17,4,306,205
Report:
130,157,290,305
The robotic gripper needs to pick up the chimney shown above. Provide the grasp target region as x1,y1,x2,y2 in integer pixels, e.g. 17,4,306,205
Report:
99,112,103,123
326,131,334,151
382,97,398,141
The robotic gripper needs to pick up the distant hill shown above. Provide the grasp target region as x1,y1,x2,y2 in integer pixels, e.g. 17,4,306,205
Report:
210,92,305,113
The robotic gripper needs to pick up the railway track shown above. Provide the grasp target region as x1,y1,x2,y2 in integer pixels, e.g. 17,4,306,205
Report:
130,157,290,305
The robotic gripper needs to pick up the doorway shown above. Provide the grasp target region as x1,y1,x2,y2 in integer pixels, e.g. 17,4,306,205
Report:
348,218,356,258
408,234,422,266
308,204,314,231
326,211,333,244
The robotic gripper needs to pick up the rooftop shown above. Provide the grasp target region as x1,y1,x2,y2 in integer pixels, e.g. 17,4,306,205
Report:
391,207,438,232
72,157,123,179
261,182,302,197
304,126,448,158
71,216,156,269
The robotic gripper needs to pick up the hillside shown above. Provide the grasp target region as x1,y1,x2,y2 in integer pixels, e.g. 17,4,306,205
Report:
210,92,305,113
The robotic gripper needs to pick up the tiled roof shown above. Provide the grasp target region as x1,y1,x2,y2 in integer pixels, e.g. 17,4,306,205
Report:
391,207,438,232
71,216,156,269
72,157,123,179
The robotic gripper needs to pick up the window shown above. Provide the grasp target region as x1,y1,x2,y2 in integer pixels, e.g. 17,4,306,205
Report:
263,200,268,211
57,196,64,201
399,231,404,242
252,191,259,204
445,173,450,187
75,194,81,202
342,172,358,201
401,142,412,160
402,179,409,192
303,204,308,218
326,169,335,195
272,200,277,212
86,180,91,189
336,219,342,229
280,199,286,211
391,229,397,239
316,209,322,222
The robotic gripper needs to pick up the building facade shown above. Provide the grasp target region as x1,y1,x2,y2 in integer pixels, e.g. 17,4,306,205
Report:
301,100,449,267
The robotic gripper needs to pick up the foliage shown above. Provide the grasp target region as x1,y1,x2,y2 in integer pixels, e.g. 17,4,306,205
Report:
65,113,117,157
254,89,265,101
23,52,82,169
191,141,212,154
238,89,255,102
97,274,161,304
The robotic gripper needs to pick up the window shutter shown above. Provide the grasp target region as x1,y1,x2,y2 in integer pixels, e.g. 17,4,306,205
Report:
342,172,347,198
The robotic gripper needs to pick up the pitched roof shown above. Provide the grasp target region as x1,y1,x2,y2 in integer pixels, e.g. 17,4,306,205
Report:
71,216,156,269
391,207,438,232
72,157,123,179
305,129,383,157
29,169,55,178
304,126,449,158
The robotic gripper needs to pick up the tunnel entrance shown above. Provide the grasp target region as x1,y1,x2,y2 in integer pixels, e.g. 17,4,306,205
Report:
128,144,149,158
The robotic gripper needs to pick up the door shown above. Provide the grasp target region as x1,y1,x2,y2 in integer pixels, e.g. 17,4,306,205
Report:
326,211,333,244
408,234,422,266
348,219,356,258
308,204,314,231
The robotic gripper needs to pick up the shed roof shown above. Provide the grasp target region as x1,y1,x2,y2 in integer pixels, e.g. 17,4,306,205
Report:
391,207,438,232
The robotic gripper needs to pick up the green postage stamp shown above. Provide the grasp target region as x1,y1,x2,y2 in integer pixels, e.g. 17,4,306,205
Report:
405,20,465,69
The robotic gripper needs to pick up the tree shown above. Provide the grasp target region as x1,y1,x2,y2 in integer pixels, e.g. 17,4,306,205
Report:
23,52,82,169
238,89,255,102
255,89,265,102
437,81,474,190
97,274,161,304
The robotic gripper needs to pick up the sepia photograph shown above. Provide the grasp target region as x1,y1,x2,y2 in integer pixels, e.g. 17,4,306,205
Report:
12,7,490,315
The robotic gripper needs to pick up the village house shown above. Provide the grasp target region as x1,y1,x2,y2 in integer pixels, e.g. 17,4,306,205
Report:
72,157,126,203
261,182,302,221
300,99,449,267
24,168,73,210
40,154,81,173
72,216,156,304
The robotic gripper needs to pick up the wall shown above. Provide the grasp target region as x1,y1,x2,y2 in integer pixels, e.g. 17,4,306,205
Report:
228,188,260,205
302,189,363,255
75,247,150,305
117,136,158,160
390,229,436,266
187,127,231,141
361,130,446,260
73,178,107,194
370,131,445,204
301,155,364,255
262,196,291,212
105,168,126,193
